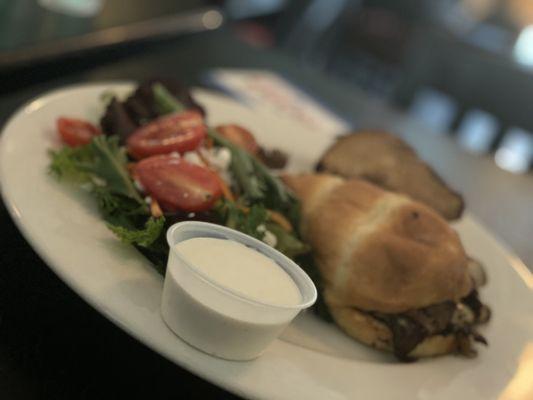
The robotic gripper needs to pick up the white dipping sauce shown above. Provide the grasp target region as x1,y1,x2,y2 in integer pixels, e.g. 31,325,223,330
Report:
175,237,301,306
161,237,304,360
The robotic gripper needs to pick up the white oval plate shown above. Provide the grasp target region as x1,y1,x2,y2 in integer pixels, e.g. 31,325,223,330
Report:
1,83,532,400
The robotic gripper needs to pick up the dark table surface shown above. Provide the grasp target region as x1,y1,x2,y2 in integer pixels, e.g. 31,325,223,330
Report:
1,27,532,400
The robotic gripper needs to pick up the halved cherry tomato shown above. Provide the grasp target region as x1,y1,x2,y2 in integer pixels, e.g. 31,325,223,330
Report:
133,155,222,212
127,111,206,159
57,117,101,147
215,124,259,155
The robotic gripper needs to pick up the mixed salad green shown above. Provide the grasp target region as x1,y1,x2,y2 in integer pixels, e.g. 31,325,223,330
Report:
49,80,309,272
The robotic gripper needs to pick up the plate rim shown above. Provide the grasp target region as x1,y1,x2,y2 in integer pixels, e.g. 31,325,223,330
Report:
1,81,532,400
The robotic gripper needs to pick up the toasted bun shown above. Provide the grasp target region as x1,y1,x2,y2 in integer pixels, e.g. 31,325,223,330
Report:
317,131,464,220
326,297,458,358
283,173,472,313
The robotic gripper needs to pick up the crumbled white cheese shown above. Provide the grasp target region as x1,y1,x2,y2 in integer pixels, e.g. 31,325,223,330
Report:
200,147,231,171
144,196,152,204
262,230,277,248
133,178,145,192
199,147,234,185
183,151,204,166
256,224,266,233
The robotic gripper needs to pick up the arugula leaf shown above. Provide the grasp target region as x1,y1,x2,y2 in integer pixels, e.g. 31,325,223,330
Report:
252,156,292,205
82,136,144,204
207,127,298,214
228,145,265,200
217,199,268,239
265,222,310,259
208,127,294,207
153,83,186,115
50,136,146,210
49,145,93,183
107,217,165,248
214,199,309,259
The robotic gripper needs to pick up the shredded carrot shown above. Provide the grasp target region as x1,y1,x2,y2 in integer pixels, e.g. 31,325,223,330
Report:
216,174,235,202
196,150,210,167
267,210,293,232
150,198,163,218
236,205,293,232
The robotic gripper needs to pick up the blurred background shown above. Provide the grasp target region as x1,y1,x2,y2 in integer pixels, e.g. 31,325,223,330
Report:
3,0,533,173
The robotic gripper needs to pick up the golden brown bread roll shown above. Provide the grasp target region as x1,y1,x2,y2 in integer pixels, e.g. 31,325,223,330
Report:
283,173,472,313
316,131,464,220
283,173,488,359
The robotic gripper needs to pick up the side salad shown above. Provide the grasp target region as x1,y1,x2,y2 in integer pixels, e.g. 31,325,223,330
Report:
49,79,309,272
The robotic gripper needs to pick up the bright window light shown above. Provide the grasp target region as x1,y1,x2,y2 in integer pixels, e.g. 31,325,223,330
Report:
514,25,533,66
495,127,533,173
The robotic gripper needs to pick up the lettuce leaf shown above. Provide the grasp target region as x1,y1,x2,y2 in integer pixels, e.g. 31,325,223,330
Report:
265,222,310,259
50,86,309,272
48,136,169,266
153,83,186,115
48,144,93,183
216,200,268,239
50,136,146,210
109,217,168,272
107,217,165,248
214,199,309,259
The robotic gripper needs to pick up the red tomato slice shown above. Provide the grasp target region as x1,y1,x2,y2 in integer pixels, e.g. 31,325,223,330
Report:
215,124,259,155
133,155,222,212
57,117,101,147
127,111,206,159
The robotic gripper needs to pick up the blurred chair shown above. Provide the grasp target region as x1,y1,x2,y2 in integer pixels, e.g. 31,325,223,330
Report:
394,25,533,172
408,87,458,134
276,0,358,67
457,108,499,154
273,0,533,172
495,127,533,173
276,1,418,99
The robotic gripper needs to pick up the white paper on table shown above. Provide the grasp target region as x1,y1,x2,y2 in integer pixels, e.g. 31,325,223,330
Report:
205,69,351,138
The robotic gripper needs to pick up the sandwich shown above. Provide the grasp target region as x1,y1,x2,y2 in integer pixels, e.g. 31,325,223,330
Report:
283,173,490,360
316,131,464,220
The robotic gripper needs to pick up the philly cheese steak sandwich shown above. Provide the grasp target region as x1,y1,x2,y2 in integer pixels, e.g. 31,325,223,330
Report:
283,174,490,361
